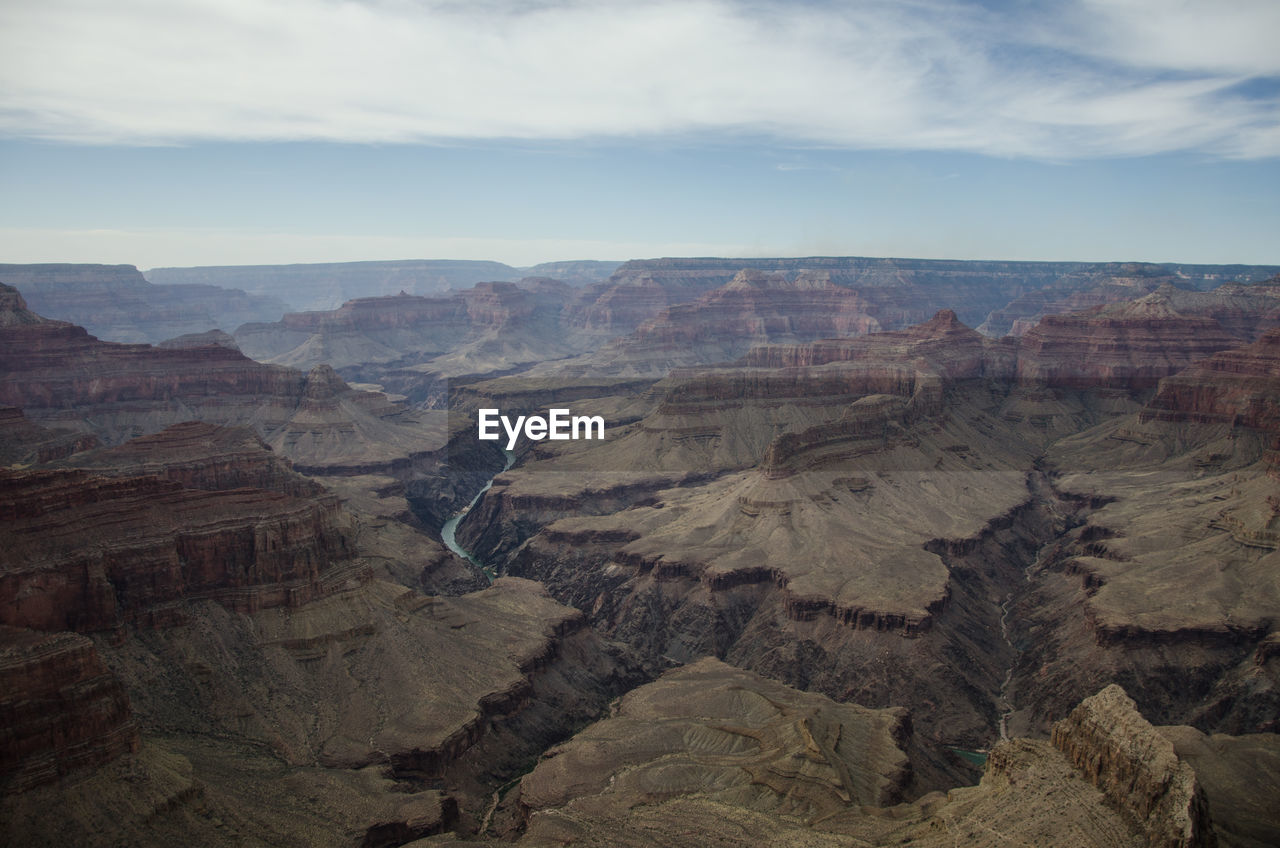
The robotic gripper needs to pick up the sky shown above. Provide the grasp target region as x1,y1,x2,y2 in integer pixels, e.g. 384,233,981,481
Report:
1,0,1277,269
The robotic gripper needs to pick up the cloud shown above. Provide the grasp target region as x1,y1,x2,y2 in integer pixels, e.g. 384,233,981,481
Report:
1,0,1276,158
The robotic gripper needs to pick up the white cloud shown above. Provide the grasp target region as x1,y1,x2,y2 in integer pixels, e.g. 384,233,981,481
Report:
0,0,1276,158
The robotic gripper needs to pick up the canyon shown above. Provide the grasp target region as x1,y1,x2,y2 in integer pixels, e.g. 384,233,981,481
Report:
2,258,1279,847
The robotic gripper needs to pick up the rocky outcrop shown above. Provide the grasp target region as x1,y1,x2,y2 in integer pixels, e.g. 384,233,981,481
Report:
0,466,360,633
234,280,584,387
565,257,1280,341
511,683,1234,848
1142,328,1280,433
0,627,138,791
1051,685,1214,848
146,259,524,312
0,406,98,466
91,577,642,834
545,271,883,377
0,264,287,344
518,657,912,827
0,287,444,474
60,421,324,497
1015,294,1244,391
156,328,240,350
1159,725,1280,848
978,263,1186,337
978,265,1280,338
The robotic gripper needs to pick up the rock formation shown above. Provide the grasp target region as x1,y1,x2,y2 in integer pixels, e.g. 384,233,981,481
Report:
234,280,588,400
145,258,530,311
0,627,139,792
451,312,1054,758
1142,327,1280,434
6,256,1280,847
0,283,445,475
0,465,360,632
1016,294,1249,390
542,270,883,377
1,578,640,847
0,263,287,344
156,328,241,350
449,682,1258,847
517,657,912,834
0,406,98,466
58,420,322,495
1052,685,1213,848
565,257,1279,341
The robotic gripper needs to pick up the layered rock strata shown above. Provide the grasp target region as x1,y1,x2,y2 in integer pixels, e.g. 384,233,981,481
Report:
156,328,241,350
146,258,526,311
0,263,286,344
1015,294,1244,390
0,627,139,792
485,683,1242,847
518,658,912,829
455,312,1060,757
544,270,882,377
0,406,98,466
1142,328,1280,433
2,577,637,847
0,466,359,632
0,284,444,474
1052,685,1213,848
59,420,324,496
95,577,640,838
565,257,1280,339
235,280,585,390
1000,322,1280,737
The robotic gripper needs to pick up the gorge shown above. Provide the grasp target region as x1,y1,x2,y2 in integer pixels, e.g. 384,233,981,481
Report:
2,257,1279,847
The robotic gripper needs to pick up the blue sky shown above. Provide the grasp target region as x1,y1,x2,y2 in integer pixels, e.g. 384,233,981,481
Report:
1,0,1277,268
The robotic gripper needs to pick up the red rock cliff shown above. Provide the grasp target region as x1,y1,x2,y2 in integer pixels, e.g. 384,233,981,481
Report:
0,626,139,791
1141,328,1280,433
0,467,360,633
1015,295,1243,391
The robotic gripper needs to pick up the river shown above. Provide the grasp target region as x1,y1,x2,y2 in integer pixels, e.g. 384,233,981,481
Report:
439,449,513,581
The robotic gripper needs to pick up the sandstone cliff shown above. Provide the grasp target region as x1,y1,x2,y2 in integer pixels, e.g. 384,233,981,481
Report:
0,627,139,792
0,465,361,633
1142,328,1280,434
1015,294,1243,391
540,270,883,378
518,657,912,831
0,283,445,475
473,681,1258,848
0,406,98,466
1052,684,1213,848
234,280,585,391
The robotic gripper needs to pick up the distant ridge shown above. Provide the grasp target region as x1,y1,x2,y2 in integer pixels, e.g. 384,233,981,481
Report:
0,263,288,344
145,259,622,312
145,259,526,312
